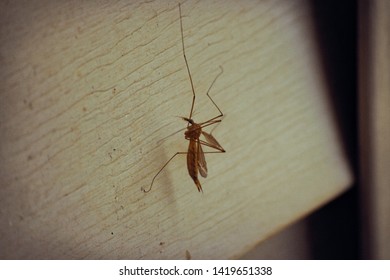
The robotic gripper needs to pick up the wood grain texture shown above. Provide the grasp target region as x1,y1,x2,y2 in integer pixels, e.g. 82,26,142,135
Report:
359,0,390,259
0,0,352,259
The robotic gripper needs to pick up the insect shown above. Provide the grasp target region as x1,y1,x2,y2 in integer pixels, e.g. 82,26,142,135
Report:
142,3,225,193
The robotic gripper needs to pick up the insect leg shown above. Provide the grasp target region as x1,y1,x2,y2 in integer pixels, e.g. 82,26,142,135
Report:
179,3,196,121
205,66,224,119
199,119,221,129
142,152,187,193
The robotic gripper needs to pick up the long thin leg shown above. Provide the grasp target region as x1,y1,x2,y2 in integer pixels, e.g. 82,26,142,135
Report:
157,118,221,145
206,66,224,118
209,115,224,135
179,3,224,125
179,3,196,121
200,119,221,128
142,152,187,193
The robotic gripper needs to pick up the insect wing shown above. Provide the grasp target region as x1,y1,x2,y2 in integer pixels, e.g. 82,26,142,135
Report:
197,140,208,178
202,131,225,152
187,139,198,181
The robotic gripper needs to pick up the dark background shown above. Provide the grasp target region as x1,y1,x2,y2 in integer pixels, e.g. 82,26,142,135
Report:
307,0,359,259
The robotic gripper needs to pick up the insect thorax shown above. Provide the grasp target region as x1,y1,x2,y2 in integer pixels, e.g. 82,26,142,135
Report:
185,123,201,139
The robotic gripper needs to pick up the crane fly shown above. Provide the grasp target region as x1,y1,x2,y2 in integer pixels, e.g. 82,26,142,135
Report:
142,3,225,193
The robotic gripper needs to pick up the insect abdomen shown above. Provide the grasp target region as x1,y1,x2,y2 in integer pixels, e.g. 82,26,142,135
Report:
187,140,203,192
